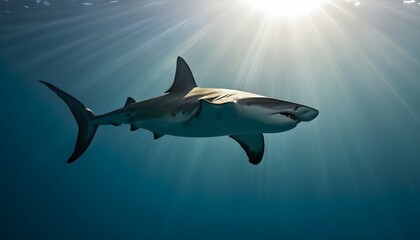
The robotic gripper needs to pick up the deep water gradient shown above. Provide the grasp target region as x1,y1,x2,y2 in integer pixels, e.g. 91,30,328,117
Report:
1,0,420,239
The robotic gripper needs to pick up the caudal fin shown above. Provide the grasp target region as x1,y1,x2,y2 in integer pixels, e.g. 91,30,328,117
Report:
40,81,98,163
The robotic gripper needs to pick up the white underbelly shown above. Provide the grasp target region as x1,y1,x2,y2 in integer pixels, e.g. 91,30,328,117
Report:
149,116,254,137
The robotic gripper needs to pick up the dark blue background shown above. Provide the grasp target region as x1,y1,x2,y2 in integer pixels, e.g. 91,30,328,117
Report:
1,0,420,239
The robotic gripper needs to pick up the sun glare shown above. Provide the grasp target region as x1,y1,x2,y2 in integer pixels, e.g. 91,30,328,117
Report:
245,0,320,17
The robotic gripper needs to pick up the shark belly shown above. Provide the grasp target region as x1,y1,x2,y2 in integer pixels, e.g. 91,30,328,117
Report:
167,119,239,137
151,104,257,137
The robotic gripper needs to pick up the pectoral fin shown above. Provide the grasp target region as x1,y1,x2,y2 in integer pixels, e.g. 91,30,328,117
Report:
229,133,265,165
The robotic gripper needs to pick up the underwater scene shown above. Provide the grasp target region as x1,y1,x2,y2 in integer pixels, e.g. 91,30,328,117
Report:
1,0,420,239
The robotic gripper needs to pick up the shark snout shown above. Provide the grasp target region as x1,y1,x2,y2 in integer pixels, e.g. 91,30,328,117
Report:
295,106,319,122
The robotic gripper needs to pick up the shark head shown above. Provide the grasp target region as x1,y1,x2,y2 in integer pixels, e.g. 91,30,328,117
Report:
238,97,319,133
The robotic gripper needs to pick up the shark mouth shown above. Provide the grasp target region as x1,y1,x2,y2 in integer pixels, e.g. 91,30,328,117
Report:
280,113,300,123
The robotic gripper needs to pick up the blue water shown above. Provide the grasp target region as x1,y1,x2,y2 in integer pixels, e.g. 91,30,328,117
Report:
1,0,420,239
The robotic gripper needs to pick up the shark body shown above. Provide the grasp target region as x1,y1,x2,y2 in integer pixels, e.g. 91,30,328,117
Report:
41,57,318,165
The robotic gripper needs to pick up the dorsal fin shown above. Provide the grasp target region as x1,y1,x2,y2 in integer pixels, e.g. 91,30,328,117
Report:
124,97,135,106
165,57,197,93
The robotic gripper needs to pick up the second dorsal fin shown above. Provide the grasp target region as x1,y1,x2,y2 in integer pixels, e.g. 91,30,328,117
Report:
153,132,164,140
165,57,197,94
124,97,136,106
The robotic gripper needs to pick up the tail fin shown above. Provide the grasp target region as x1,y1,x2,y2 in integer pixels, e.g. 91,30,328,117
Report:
40,81,98,163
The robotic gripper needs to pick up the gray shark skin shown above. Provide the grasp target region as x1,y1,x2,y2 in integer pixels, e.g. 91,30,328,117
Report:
40,57,319,165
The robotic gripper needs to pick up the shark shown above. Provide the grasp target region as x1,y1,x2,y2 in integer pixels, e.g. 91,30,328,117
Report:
41,57,318,165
